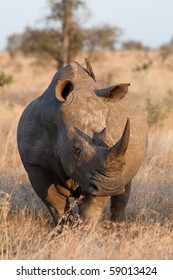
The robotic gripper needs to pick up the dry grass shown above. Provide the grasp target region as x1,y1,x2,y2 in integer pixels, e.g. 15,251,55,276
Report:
0,50,173,260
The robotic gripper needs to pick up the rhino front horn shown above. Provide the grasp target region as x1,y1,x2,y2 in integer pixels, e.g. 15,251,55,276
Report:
109,118,130,158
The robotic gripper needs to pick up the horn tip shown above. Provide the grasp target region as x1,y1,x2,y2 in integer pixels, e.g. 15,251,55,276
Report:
126,118,130,128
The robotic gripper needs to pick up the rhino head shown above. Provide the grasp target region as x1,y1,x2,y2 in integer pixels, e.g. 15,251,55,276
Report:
50,62,130,197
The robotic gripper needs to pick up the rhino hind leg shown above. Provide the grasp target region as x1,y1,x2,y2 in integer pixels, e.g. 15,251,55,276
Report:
110,181,131,221
27,166,66,226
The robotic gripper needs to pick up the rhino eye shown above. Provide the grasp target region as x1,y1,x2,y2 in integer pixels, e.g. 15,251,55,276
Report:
73,139,83,157
74,146,81,156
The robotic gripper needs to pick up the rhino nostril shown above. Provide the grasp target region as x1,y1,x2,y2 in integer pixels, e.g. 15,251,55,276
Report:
90,183,98,192
88,183,99,195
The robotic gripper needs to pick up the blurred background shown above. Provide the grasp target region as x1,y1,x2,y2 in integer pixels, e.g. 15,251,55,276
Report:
1,0,173,108
1,0,173,51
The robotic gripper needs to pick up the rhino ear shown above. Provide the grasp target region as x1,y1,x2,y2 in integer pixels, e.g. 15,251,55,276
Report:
95,83,130,102
55,79,74,103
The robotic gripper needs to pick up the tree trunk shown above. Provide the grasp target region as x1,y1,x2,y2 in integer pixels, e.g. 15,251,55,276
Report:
60,0,72,68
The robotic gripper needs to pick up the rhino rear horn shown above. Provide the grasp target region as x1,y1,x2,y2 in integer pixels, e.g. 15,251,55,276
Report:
108,118,130,158
95,83,130,102
93,127,107,147
55,79,74,103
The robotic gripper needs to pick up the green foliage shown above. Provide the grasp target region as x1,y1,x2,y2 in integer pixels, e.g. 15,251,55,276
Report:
133,61,152,72
145,90,173,126
0,71,13,87
13,26,84,64
20,28,62,60
7,0,122,68
85,24,121,52
19,24,119,55
122,40,148,50
47,0,85,22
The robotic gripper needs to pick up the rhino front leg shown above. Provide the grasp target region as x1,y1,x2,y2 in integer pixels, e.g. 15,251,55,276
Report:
78,195,109,222
110,181,131,221
27,166,66,226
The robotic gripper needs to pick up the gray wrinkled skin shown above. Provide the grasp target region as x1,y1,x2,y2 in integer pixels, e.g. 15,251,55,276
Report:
17,61,148,225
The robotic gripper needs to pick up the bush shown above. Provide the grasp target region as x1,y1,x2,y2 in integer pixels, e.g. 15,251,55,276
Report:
122,40,149,51
145,90,173,126
0,71,13,87
133,61,152,72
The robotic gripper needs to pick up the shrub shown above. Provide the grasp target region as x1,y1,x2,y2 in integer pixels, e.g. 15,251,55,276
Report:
0,71,13,87
145,90,173,126
133,61,152,72
122,40,149,51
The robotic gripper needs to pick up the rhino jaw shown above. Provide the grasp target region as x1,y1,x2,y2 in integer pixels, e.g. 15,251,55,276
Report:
86,169,126,197
87,182,125,197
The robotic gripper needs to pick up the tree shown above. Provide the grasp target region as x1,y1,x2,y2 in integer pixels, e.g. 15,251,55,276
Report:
19,27,61,60
7,0,122,68
7,34,23,56
160,37,173,50
84,24,122,53
122,40,148,50
160,37,173,61
47,0,85,68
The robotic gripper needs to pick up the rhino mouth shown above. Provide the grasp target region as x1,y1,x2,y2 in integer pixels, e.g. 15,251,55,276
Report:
87,178,125,197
